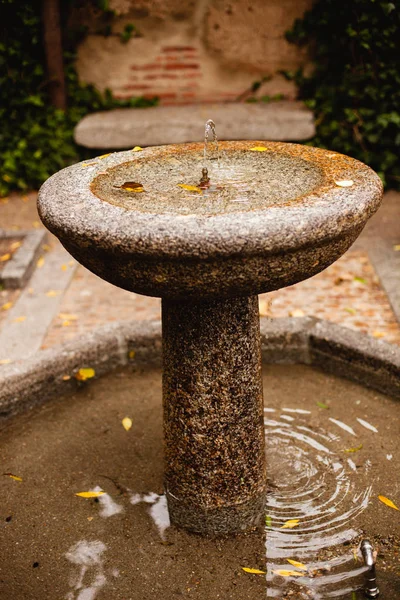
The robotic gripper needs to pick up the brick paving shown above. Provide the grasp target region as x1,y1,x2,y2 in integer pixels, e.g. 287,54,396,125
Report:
0,189,399,359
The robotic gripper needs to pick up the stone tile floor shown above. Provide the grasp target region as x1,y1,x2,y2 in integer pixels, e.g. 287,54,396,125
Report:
1,189,400,361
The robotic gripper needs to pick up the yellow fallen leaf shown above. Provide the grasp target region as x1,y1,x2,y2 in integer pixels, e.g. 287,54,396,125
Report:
32,221,40,228
69,260,75,266
75,367,96,381
132,146,143,152
344,444,363,453
98,153,111,159
287,559,307,571
242,567,266,575
37,256,45,268
61,264,68,271
42,244,51,252
0,197,9,204
119,181,144,193
1,302,12,311
393,244,400,251
378,495,399,511
250,146,268,152
75,491,105,498
372,331,386,338
45,290,61,297
10,241,22,251
289,309,305,317
81,162,97,168
122,417,132,431
344,307,357,314
273,569,304,577
22,195,29,202
128,349,136,359
62,375,71,381
0,253,11,262
62,320,71,327
177,184,202,193
13,316,26,323
87,516,94,522
335,180,354,187
0,359,12,365
3,473,22,482
281,519,300,529
59,313,78,321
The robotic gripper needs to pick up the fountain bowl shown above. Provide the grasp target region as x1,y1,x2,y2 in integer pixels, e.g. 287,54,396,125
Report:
37,141,382,300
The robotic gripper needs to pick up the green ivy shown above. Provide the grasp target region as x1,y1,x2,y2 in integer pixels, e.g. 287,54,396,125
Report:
286,0,400,189
0,1,156,197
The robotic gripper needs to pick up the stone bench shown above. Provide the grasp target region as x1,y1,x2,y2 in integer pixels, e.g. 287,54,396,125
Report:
74,101,315,149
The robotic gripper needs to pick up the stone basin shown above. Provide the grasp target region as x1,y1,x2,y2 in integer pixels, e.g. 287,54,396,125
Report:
38,141,382,301
38,140,383,537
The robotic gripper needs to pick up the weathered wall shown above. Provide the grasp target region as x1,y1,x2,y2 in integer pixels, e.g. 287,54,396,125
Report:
76,0,313,105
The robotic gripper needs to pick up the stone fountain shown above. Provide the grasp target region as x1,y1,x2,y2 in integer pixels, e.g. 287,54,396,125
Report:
37,133,382,537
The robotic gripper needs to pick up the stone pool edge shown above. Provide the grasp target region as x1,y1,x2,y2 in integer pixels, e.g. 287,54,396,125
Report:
0,317,399,421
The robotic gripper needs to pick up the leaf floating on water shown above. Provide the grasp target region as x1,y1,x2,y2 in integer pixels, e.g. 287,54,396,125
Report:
344,444,363,453
132,146,143,152
119,181,144,193
378,495,399,511
335,180,354,187
36,256,45,268
122,417,132,431
316,401,329,409
287,559,307,571
250,146,268,152
0,253,11,262
273,569,304,577
75,491,105,498
177,184,202,193
281,519,300,529
75,368,95,381
242,567,266,575
3,472,22,482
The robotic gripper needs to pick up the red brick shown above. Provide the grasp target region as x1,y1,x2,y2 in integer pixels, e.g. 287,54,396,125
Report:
162,46,197,52
164,63,199,70
130,64,161,71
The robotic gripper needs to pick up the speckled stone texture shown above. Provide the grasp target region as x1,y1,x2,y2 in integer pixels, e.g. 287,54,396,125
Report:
38,141,383,301
162,295,266,535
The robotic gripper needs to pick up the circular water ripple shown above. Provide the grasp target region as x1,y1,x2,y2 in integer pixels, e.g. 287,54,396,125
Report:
265,410,372,599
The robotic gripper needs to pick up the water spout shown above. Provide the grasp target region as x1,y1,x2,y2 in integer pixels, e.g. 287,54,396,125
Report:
204,119,219,165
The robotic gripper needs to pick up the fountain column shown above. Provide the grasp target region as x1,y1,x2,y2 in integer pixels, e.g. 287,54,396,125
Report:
162,295,266,535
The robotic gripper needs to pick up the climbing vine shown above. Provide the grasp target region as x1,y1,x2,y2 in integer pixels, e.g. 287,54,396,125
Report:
285,0,400,189
0,0,155,197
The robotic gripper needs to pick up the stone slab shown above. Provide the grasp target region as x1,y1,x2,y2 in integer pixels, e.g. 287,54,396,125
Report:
74,102,315,149
0,230,47,289
0,246,77,362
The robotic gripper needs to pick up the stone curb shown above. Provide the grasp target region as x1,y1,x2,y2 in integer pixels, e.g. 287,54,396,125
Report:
0,317,399,421
0,230,46,289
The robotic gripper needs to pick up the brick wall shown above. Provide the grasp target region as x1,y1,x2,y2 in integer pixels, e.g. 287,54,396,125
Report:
76,0,313,105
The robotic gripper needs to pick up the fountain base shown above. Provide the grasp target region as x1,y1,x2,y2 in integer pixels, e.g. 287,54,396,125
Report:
162,295,266,535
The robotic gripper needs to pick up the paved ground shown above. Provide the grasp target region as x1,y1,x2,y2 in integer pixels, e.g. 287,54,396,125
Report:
0,189,399,364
